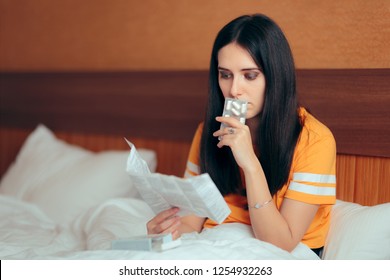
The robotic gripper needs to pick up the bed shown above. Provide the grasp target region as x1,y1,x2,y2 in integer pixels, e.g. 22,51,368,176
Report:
0,69,389,260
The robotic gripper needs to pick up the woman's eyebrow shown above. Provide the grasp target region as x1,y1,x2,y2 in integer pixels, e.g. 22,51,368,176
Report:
218,66,261,71
241,68,261,71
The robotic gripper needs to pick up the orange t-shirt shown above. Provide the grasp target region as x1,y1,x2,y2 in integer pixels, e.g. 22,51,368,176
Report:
184,108,336,249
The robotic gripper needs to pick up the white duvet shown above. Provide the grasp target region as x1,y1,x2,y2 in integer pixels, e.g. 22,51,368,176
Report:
0,195,319,260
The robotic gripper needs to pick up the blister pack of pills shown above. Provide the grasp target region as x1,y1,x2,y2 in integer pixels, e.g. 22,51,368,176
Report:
220,98,248,130
111,233,181,252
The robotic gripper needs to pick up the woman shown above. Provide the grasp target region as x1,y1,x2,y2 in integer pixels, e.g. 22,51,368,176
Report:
147,14,336,255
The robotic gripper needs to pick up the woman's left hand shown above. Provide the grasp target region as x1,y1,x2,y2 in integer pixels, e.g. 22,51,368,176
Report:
213,116,259,171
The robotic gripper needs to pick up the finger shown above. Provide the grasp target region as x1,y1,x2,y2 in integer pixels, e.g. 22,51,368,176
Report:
216,135,232,148
213,126,239,138
213,129,224,137
216,130,241,148
217,139,227,148
227,127,235,135
153,216,181,235
171,229,181,240
147,208,180,234
215,116,242,127
151,207,179,225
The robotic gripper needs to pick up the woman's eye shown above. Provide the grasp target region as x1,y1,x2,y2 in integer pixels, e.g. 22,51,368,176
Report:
244,72,259,80
219,72,232,79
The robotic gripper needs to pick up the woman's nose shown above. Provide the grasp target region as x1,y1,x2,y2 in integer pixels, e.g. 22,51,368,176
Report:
230,77,242,98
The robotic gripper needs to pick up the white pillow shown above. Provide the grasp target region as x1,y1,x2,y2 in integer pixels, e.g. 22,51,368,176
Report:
0,124,157,226
72,197,155,250
323,199,390,259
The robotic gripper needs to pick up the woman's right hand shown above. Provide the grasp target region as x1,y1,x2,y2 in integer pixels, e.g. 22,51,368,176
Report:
146,207,181,240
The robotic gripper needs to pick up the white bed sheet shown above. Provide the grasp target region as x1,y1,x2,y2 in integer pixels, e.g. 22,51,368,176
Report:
0,195,319,260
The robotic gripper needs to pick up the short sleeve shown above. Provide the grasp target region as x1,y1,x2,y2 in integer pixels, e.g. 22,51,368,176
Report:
285,118,337,205
183,123,203,178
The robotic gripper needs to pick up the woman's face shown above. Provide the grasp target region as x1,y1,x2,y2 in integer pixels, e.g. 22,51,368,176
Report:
217,42,266,119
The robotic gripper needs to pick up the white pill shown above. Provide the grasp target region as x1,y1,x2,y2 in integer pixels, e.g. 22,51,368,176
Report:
232,101,241,110
226,100,232,110
231,107,240,116
241,104,247,114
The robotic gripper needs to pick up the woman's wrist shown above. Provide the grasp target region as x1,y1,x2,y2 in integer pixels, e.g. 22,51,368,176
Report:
242,154,263,175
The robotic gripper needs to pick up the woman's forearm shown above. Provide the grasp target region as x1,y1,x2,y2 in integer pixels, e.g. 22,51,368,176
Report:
243,163,298,251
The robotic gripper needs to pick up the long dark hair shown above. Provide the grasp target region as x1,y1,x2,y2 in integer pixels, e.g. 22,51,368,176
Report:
200,14,302,196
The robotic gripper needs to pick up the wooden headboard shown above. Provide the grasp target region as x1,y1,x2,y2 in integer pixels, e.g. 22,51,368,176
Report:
1,69,389,206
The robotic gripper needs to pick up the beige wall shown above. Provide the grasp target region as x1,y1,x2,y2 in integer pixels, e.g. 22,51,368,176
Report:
0,0,389,71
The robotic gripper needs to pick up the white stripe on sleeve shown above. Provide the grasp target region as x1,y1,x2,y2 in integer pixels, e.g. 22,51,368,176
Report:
186,160,200,175
289,181,336,196
293,172,336,184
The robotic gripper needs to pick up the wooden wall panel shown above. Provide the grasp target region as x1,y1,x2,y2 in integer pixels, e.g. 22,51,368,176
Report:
296,69,390,158
335,155,356,203
336,154,390,205
1,69,389,157
0,128,29,176
0,71,207,142
1,0,389,71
